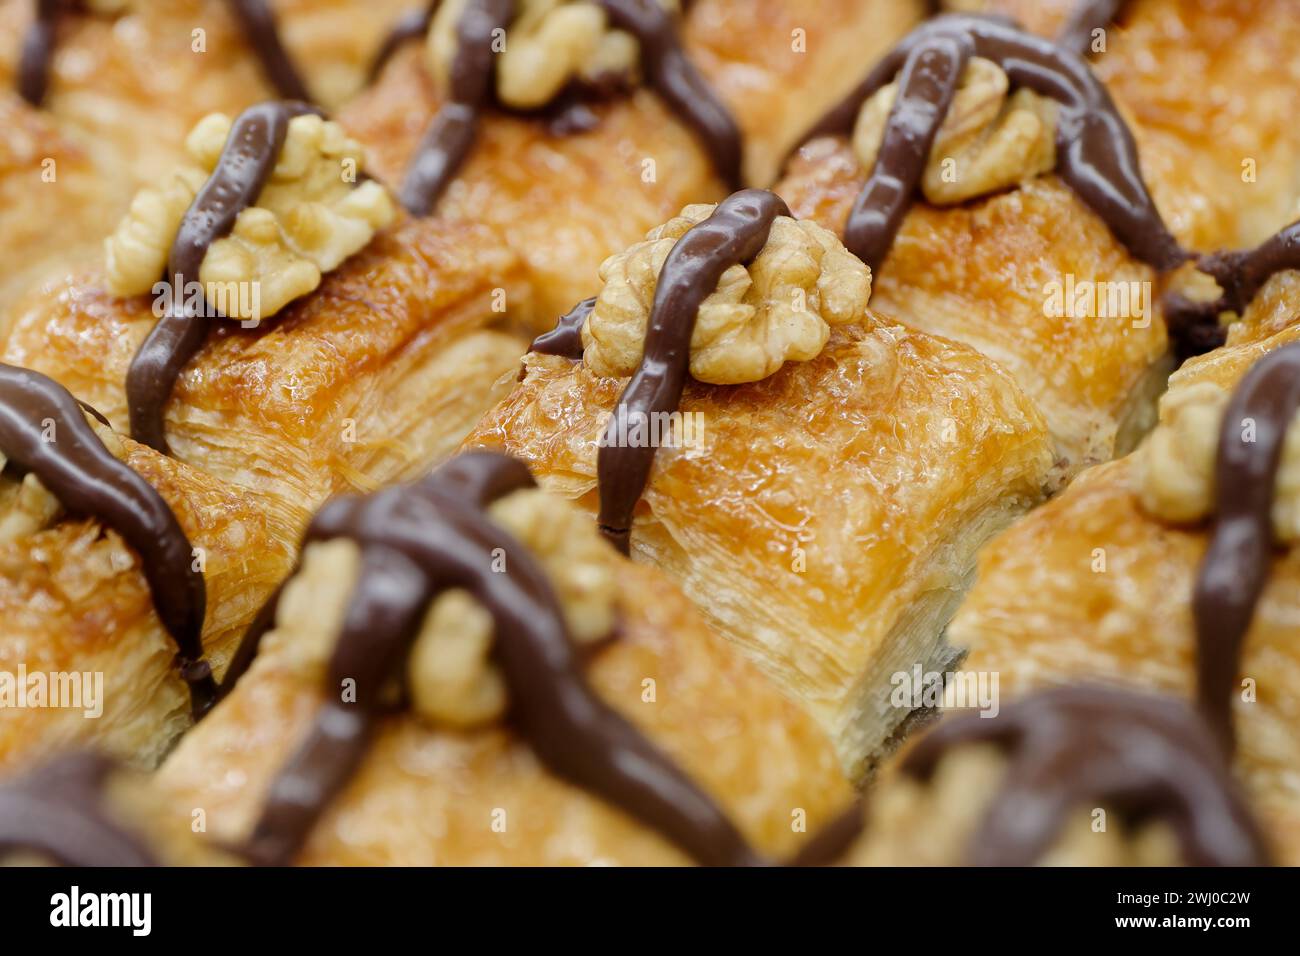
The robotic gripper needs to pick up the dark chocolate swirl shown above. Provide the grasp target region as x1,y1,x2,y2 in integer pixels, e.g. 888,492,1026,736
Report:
1057,0,1128,56
398,0,514,215
902,685,1269,866
595,188,789,554
0,362,214,717
595,0,741,188
126,100,322,455
399,0,741,216
529,296,594,359
368,1,440,82
17,0,60,106
1165,219,1300,358
793,14,1185,274
1192,342,1300,755
240,451,761,867
0,753,158,867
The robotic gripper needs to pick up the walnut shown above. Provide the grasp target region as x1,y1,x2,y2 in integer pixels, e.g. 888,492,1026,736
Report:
270,490,618,728
1138,381,1300,541
581,203,872,384
428,0,678,110
852,57,1058,206
0,412,125,545
105,112,395,321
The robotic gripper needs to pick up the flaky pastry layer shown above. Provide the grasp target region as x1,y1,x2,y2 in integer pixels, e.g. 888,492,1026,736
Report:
0,434,297,772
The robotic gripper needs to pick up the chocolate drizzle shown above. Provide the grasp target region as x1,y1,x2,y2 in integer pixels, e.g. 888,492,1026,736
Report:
0,753,158,866
398,0,514,216
1166,219,1300,358
126,100,321,455
0,363,214,717
902,685,1269,866
368,1,440,82
241,451,761,867
399,0,741,216
1192,342,1300,755
530,296,594,359
794,14,1185,274
1057,0,1128,56
17,0,60,106
595,0,741,188
595,189,788,554
223,0,312,101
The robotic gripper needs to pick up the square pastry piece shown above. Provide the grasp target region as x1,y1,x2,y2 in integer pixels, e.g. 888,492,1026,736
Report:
156,454,855,865
949,324,1300,863
466,193,1054,778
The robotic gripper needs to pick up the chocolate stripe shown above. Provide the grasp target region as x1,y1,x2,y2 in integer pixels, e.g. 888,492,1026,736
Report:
0,754,158,867
1193,342,1300,754
596,189,789,554
902,685,1268,866
368,1,440,82
127,100,321,455
530,296,595,359
224,0,312,101
596,0,742,189
399,0,515,215
17,0,60,106
0,363,213,716
844,34,972,273
793,14,1185,274
243,451,760,867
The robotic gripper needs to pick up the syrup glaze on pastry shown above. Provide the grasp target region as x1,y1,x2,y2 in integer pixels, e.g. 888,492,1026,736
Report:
594,189,789,553
18,0,311,107
399,0,742,216
1193,342,1300,753
0,362,214,717
793,14,1184,275
0,752,158,866
239,452,761,867
125,100,325,456
898,685,1268,866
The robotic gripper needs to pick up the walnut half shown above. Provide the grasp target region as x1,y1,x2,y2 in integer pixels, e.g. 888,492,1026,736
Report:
1137,380,1300,542
581,203,873,384
852,57,1058,206
105,112,395,321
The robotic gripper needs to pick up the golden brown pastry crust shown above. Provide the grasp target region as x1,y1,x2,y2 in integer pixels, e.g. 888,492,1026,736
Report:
0,433,298,772
156,556,855,865
464,318,1053,776
776,142,1169,472
2,216,529,509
